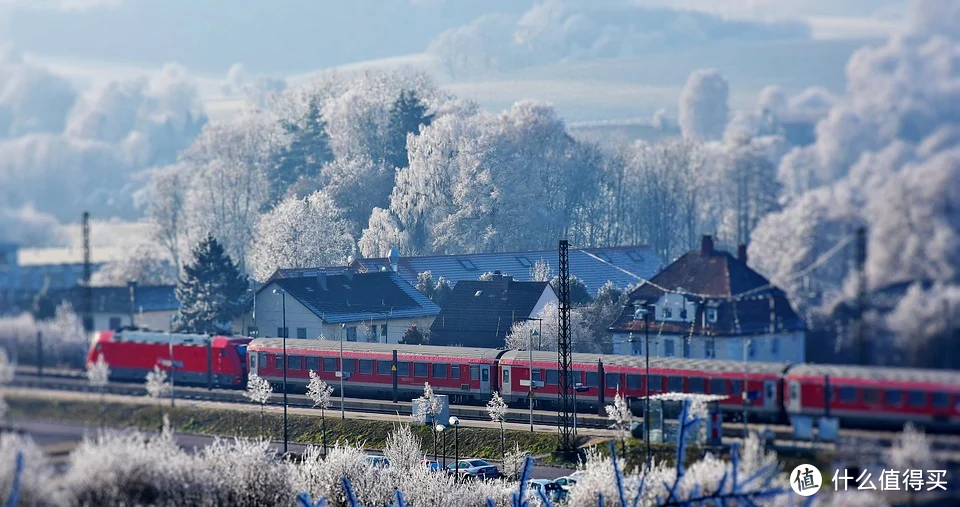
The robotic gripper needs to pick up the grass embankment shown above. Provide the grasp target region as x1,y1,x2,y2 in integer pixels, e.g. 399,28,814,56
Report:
7,394,566,462
600,437,835,473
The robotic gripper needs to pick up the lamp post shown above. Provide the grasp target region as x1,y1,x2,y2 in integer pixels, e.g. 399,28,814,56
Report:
272,288,288,455
743,338,751,439
573,382,588,436
339,323,347,419
527,326,541,432
436,423,447,468
633,305,651,467
449,416,460,483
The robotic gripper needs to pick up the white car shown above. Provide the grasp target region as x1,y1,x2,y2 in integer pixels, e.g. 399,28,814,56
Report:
447,459,500,480
554,475,579,491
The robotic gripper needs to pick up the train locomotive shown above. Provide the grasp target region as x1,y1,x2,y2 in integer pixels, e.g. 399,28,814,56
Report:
87,329,250,388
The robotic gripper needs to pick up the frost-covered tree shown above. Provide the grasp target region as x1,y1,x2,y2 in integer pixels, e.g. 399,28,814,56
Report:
145,164,189,274
357,207,405,258
244,373,273,439
606,390,631,456
718,133,783,246
306,370,334,455
384,88,435,170
86,353,110,428
506,302,600,353
501,442,529,481
145,365,171,430
90,244,176,287
400,324,427,345
248,190,355,281
887,422,935,472
0,349,13,424
550,274,592,306
679,68,730,142
270,94,333,200
886,282,960,368
529,258,552,282
486,391,507,460
174,235,249,334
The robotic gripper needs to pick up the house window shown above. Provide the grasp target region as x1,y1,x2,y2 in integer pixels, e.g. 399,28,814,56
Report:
346,327,357,342
748,340,756,359
516,256,532,267
381,326,388,339
370,325,378,340
432,364,447,378
706,308,718,323
662,306,672,319
277,327,289,338
323,358,338,372
306,357,320,372
458,259,477,270
596,252,612,263
377,361,391,375
705,339,715,358
664,339,675,357
109,317,122,330
359,360,373,375
247,326,259,337
682,339,690,358
414,362,428,377
297,328,307,339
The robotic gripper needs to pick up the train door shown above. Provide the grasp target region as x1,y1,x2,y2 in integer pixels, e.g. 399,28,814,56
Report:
787,380,801,413
763,380,777,412
480,365,491,394
500,366,511,397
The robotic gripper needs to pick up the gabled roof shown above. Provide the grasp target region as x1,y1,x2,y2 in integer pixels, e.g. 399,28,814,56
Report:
333,245,662,296
610,237,804,337
263,270,440,324
51,284,178,314
430,275,554,348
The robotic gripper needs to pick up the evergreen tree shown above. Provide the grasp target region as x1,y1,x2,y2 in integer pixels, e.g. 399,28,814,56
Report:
384,89,434,170
551,274,593,306
174,235,249,334
271,98,334,199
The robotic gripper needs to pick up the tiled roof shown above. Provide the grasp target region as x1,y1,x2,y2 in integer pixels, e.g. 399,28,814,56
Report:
610,238,805,337
264,271,440,324
51,284,178,313
429,275,553,348
342,245,662,296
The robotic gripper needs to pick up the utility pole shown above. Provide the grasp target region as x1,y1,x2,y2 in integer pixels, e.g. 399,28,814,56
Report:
854,226,867,365
82,212,93,332
556,240,574,455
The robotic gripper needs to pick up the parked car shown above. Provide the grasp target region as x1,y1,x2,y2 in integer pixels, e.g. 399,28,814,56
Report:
525,479,566,502
422,459,444,472
554,475,579,491
447,459,500,480
365,455,390,469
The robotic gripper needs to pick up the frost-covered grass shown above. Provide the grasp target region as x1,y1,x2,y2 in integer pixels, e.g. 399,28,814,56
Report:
5,394,561,461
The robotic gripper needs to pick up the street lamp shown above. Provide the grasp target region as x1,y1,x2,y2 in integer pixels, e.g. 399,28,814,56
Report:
527,326,541,432
273,288,288,455
573,382,588,436
449,416,460,483
436,423,447,468
633,304,651,467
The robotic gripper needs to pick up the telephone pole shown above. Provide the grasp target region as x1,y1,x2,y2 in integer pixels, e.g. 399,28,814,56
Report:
556,240,575,456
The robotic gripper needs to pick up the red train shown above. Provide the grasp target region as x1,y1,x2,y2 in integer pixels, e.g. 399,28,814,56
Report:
247,338,960,431
87,330,250,388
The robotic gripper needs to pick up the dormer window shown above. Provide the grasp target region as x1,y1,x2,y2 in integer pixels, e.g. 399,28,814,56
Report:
706,308,718,323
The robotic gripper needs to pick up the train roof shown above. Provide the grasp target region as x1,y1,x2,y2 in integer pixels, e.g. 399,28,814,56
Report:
103,330,248,347
787,363,960,386
249,338,504,361
499,350,789,375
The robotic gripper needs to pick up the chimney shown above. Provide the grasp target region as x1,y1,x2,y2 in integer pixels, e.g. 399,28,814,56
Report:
501,274,512,291
737,244,748,263
700,235,714,256
317,272,327,290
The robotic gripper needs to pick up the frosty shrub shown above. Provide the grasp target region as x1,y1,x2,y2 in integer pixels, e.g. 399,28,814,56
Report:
486,391,507,459
501,442,530,481
887,422,935,472
292,443,389,507
0,433,58,507
0,305,89,369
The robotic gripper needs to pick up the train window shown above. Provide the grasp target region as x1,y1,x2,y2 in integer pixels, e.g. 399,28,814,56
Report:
503,369,509,383
359,360,373,375
648,375,663,391
414,362,428,377
732,380,743,398
470,365,479,380
323,358,338,372
838,387,857,403
710,378,727,394
432,364,447,378
908,391,926,407
342,359,355,373
626,374,642,390
306,357,320,372
451,366,460,379
688,377,705,393
546,370,559,385
533,370,542,382
605,373,620,389
258,353,267,369
668,376,683,392
288,356,302,370
377,361,391,375
398,362,410,377
863,388,880,404
585,372,598,387
885,390,903,405
933,392,950,408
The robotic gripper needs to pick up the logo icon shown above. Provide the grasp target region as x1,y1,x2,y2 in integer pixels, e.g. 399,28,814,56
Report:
790,465,822,496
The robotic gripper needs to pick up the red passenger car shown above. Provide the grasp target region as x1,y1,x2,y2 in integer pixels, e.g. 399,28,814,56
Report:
87,330,250,388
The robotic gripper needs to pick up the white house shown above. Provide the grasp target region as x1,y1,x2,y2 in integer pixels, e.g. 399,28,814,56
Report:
242,269,440,344
608,236,807,363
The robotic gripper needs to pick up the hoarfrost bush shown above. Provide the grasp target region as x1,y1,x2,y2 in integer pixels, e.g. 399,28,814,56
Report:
292,443,389,507
0,433,58,507
0,304,89,369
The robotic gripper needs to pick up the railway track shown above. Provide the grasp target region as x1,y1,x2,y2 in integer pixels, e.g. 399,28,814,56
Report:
11,367,960,454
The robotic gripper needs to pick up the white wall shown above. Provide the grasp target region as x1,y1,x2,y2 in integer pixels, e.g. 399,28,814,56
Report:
94,310,176,332
530,286,559,317
611,331,805,363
